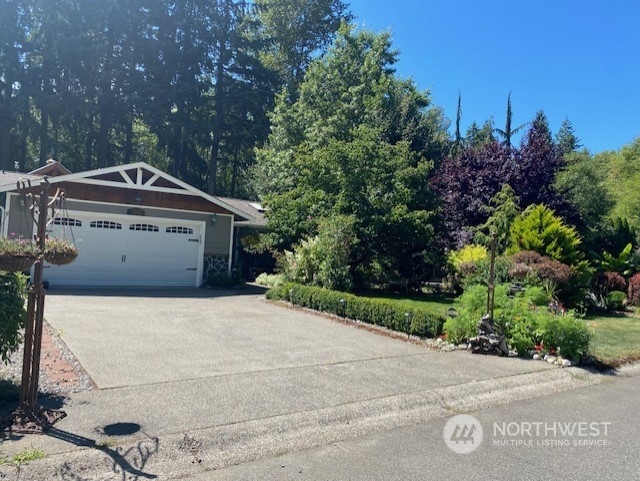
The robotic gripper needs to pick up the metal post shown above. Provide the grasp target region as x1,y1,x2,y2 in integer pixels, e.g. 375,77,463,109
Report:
12,179,66,432
486,232,497,320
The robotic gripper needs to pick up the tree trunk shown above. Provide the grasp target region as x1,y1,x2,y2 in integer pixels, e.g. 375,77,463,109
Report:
208,0,230,196
39,108,48,167
230,143,240,197
124,113,133,164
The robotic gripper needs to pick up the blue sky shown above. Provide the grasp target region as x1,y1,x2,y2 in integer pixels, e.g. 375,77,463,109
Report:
346,0,639,154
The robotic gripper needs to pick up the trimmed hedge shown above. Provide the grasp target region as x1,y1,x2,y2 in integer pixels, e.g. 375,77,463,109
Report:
266,282,445,338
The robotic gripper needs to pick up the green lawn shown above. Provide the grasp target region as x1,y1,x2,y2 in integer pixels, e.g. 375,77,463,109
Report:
585,313,640,366
356,291,455,317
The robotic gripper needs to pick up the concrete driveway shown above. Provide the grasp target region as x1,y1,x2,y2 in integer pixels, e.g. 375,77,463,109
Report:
3,287,603,480
44,286,546,390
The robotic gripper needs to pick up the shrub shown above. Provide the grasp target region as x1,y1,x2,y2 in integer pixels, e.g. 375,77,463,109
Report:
280,215,357,292
509,204,583,266
459,255,512,288
444,282,591,359
525,286,552,306
537,315,591,360
204,270,242,288
0,272,28,362
592,271,626,302
508,250,575,286
628,273,640,306
606,291,627,311
448,244,488,272
254,273,285,288
266,283,445,338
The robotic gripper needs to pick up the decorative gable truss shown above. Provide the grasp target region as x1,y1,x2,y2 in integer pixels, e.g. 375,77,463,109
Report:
18,162,253,222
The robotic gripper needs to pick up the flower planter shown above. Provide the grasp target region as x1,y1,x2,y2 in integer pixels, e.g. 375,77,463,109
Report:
0,254,38,272
43,251,78,266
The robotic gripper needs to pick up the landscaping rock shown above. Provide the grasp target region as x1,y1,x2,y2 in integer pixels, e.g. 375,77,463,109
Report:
546,356,556,364
562,359,572,368
533,354,541,361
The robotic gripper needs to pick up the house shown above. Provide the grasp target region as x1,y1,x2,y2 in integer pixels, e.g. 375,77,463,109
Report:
0,161,263,288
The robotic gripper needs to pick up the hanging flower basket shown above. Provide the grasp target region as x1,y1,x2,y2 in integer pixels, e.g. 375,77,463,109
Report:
0,254,38,272
43,238,79,266
0,234,41,272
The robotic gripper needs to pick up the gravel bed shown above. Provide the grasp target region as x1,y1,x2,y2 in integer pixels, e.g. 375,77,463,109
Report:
0,321,93,396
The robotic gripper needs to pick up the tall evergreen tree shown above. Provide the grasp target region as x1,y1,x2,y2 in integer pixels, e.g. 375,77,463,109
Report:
494,92,526,150
555,116,582,155
514,110,564,209
253,0,352,98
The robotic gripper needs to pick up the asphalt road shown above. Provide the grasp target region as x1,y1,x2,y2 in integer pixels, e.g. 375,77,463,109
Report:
186,369,640,481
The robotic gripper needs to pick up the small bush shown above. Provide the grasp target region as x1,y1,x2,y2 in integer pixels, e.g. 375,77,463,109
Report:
606,291,627,311
537,316,591,360
0,272,28,362
508,250,575,286
266,283,444,338
254,273,285,288
525,286,552,306
448,244,488,272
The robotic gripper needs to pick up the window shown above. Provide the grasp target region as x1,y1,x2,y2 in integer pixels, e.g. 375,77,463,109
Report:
129,223,159,232
90,220,122,230
166,226,194,235
53,217,82,227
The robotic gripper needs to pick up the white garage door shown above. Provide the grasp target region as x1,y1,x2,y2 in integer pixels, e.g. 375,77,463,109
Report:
40,211,205,287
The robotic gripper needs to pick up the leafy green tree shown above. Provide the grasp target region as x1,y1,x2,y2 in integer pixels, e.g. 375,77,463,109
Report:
602,138,640,231
509,204,583,266
254,27,446,289
555,150,614,252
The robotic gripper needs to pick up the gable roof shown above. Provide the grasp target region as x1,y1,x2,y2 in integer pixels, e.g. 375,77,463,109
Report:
0,162,255,222
30,159,72,176
217,197,268,228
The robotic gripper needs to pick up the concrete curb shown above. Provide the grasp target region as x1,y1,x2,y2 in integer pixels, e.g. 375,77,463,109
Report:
0,367,607,481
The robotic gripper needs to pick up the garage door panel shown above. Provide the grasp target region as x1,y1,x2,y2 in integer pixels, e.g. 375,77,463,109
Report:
41,211,204,287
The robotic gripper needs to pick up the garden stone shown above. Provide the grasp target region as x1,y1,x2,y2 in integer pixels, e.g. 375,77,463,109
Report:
546,356,556,364
533,354,541,361
562,359,572,367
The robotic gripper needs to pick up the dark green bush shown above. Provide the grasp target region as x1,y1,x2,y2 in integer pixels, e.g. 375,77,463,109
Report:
0,272,27,362
266,283,444,338
204,270,242,288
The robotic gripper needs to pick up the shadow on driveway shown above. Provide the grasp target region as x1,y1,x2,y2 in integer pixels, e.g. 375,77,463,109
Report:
43,283,267,299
